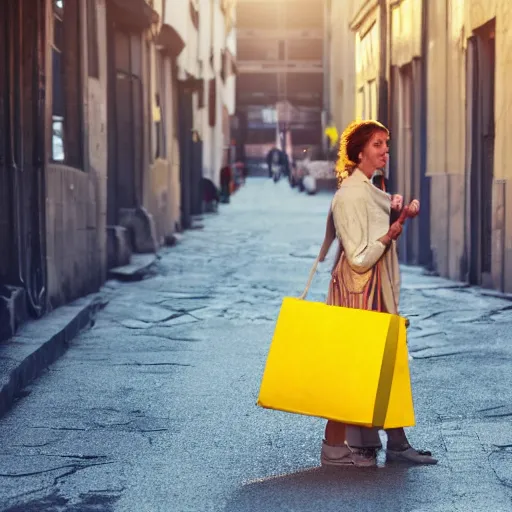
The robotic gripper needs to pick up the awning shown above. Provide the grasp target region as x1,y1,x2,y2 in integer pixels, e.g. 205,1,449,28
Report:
180,76,204,93
156,24,185,58
165,0,199,77
221,49,237,82
108,0,159,30
190,0,199,30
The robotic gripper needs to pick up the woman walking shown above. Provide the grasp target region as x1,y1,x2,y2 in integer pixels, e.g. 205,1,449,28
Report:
318,120,437,467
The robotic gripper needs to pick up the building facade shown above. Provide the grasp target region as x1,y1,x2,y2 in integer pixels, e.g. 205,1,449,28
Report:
234,0,325,167
327,0,512,294
0,0,237,342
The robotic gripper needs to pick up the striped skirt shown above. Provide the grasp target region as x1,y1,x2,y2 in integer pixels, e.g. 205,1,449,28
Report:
327,248,384,313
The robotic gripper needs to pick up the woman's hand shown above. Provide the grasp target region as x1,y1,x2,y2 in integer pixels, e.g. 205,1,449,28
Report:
388,220,403,240
379,220,403,246
408,199,420,217
390,194,403,212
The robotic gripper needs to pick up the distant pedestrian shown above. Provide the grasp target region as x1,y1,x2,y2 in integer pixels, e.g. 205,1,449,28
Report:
202,178,220,212
266,147,288,178
220,165,232,203
316,120,437,467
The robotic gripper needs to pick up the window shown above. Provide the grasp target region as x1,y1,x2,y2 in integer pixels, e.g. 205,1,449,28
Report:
278,40,286,61
155,51,167,159
368,79,377,120
51,0,83,167
87,0,99,78
262,108,278,124
357,87,365,119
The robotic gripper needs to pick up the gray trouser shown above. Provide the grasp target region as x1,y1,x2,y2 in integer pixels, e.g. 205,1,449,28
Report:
346,426,408,449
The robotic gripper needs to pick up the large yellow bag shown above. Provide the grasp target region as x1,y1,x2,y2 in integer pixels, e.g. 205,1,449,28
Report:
257,297,415,429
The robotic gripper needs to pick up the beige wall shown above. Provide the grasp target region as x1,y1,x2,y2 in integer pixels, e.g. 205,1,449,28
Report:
426,0,465,178
331,0,512,291
422,0,512,290
427,0,512,181
145,24,181,243
200,0,236,186
328,0,357,133
423,1,465,279
139,0,183,242
355,11,380,120
426,0,448,176
390,0,421,66
464,0,512,182
463,0,512,292
46,0,108,308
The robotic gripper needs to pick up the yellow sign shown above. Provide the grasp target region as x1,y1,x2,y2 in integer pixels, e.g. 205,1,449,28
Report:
325,125,339,146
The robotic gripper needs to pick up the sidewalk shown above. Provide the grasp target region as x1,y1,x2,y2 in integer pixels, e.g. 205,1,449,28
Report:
0,293,105,419
0,257,159,420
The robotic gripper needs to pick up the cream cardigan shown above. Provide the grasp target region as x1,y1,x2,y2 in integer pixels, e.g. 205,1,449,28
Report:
331,169,401,314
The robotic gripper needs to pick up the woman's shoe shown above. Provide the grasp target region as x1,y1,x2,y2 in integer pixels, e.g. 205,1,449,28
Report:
386,446,438,465
321,441,377,467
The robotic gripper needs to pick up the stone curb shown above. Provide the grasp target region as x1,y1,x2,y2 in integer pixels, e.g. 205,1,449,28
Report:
0,293,108,420
108,254,158,282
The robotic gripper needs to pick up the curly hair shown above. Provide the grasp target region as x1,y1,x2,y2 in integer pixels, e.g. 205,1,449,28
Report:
335,120,389,187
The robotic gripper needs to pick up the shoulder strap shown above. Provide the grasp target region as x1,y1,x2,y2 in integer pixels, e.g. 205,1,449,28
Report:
298,256,320,300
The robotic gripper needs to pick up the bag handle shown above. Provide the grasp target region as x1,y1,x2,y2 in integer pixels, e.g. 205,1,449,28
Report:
298,256,320,300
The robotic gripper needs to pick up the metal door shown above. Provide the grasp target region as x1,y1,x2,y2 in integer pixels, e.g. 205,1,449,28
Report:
467,23,495,286
107,19,143,224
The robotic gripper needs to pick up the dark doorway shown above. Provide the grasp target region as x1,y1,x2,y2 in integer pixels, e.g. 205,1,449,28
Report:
466,20,495,287
390,56,430,267
397,63,414,263
0,0,17,288
178,85,194,229
392,62,419,265
190,137,203,216
106,16,144,225
0,0,47,324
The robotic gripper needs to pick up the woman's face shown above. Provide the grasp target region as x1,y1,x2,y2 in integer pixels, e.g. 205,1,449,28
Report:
359,130,389,171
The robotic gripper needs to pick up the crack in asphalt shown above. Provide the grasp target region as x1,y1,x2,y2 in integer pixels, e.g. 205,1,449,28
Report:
412,351,473,360
56,455,107,461
159,294,214,300
493,444,512,450
111,362,192,367
478,405,507,413
6,485,56,509
174,310,203,321
92,421,132,428
52,461,115,487
0,454,108,461
409,331,446,339
0,461,113,482
30,427,87,432
417,304,512,325
420,310,468,321
483,412,512,419
408,345,435,352
135,334,202,343
488,453,512,490
11,442,59,449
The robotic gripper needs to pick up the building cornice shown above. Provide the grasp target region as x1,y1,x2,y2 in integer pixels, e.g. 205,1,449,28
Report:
350,0,379,32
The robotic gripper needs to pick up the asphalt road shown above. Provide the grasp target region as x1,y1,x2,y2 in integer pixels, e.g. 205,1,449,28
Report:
0,178,511,512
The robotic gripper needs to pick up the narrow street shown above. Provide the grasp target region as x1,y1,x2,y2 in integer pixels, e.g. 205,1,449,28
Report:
0,178,511,512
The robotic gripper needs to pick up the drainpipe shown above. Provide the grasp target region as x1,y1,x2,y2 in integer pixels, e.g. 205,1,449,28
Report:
377,0,388,127
31,0,48,315
419,0,432,268
323,0,332,156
